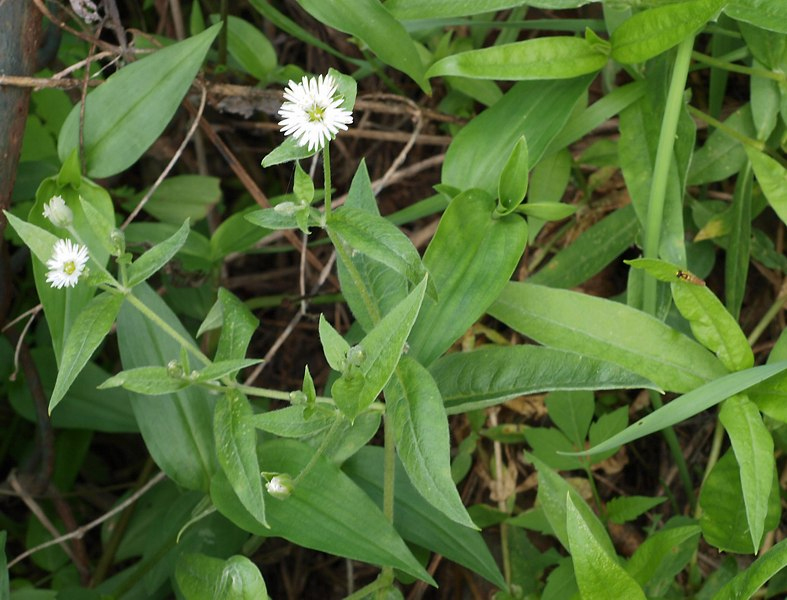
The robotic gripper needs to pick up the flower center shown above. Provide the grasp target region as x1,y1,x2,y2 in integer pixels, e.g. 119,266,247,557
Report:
63,261,76,275
306,103,325,123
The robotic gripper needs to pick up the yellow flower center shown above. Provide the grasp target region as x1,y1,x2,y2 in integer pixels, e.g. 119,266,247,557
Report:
63,261,76,275
307,104,325,123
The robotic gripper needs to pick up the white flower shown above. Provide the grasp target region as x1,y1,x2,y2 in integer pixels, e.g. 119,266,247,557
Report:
46,239,89,289
278,74,353,152
265,474,293,500
42,195,74,228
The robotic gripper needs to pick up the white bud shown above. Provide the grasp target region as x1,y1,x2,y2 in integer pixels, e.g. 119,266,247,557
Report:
266,474,293,500
42,195,74,228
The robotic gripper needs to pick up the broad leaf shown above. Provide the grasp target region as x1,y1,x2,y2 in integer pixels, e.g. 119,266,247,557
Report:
408,189,528,366
49,292,124,412
215,390,267,528
175,553,268,600
430,345,656,414
746,147,787,227
214,288,259,363
625,524,700,596
489,282,727,393
127,219,191,287
58,24,221,177
387,356,475,528
712,538,787,600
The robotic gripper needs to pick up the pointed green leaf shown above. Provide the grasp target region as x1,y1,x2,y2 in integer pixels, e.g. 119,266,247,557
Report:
611,0,726,64
117,284,217,491
332,277,427,420
260,439,435,584
427,37,607,81
99,366,190,395
430,345,657,415
196,359,262,382
747,147,787,227
50,292,124,412
712,538,787,600
318,314,350,372
327,206,433,298
58,24,221,177
215,390,267,528
251,404,338,438
409,189,528,366
489,282,728,393
497,136,529,215
566,493,647,600
387,356,475,529
127,219,191,287
176,553,268,600
344,446,505,589
215,288,259,363
545,391,595,446
606,496,667,525
626,524,700,595
700,448,781,554
719,394,774,552
565,362,787,458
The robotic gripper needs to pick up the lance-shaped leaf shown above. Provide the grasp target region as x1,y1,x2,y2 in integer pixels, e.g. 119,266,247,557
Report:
427,37,608,81
318,314,350,372
3,211,59,264
719,394,774,553
99,366,190,395
58,24,221,177
332,277,427,421
50,291,125,412
215,390,267,528
625,525,700,595
327,206,434,299
713,538,787,600
408,189,528,366
611,0,726,64
387,356,475,529
214,288,259,363
497,136,529,215
747,147,787,227
490,282,727,393
126,219,190,287
430,345,657,414
566,494,647,600
259,439,435,583
562,361,787,457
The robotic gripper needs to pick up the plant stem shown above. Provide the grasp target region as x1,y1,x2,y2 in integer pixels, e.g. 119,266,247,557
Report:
293,417,343,486
330,235,382,324
124,292,211,366
748,290,787,347
381,412,396,587
642,36,698,510
642,35,694,314
686,105,766,152
323,144,332,220
692,50,786,83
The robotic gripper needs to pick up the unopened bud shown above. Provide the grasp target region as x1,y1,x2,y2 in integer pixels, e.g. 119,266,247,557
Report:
42,195,74,228
266,474,293,500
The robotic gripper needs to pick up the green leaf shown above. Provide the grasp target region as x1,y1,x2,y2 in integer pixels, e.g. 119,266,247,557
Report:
497,136,529,215
223,15,277,81
700,448,780,554
117,284,217,491
318,314,350,372
489,282,727,393
672,279,754,372
747,147,787,227
215,288,259,363
529,204,639,289
251,404,338,438
260,439,435,584
688,105,755,185
127,219,191,288
196,359,262,382
611,0,726,64
625,524,700,595
427,37,607,81
295,0,429,92
726,160,753,320
566,493,647,600
712,538,787,600
261,135,317,167
564,361,787,457
327,206,433,298
215,390,267,528
725,0,787,33
99,365,190,395
58,24,221,177
719,394,774,552
336,160,408,332
293,161,315,205
546,391,594,446
332,277,427,421
386,0,529,19
344,446,506,589
136,175,221,225
442,77,591,195
430,345,656,414
606,496,667,525
408,189,528,366
3,210,59,265
516,202,576,221
49,292,124,412
387,356,475,529
176,553,268,600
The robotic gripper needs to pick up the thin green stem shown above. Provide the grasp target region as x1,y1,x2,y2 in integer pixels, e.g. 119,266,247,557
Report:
343,574,389,600
323,144,332,220
692,51,785,83
331,235,382,324
643,35,694,314
687,105,766,152
748,292,787,347
124,292,211,366
381,413,396,588
293,417,343,486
